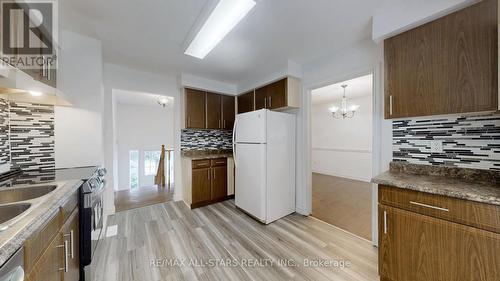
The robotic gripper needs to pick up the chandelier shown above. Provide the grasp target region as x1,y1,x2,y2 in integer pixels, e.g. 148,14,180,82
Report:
328,84,359,119
157,96,171,108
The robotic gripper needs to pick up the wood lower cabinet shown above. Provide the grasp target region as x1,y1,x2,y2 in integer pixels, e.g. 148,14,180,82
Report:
191,158,228,208
238,91,255,114
24,190,80,281
384,0,498,119
379,186,500,281
222,95,235,130
185,88,206,129
62,209,80,281
192,168,211,205
211,166,227,200
26,231,64,281
206,92,222,129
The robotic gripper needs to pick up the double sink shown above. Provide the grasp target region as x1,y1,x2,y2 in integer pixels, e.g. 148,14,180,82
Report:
0,185,58,231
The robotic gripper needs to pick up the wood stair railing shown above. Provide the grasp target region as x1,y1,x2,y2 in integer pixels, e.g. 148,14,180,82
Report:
155,145,173,189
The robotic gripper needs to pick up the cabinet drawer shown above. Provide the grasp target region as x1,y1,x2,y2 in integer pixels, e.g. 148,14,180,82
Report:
379,185,500,233
24,210,62,273
210,158,227,167
192,160,211,169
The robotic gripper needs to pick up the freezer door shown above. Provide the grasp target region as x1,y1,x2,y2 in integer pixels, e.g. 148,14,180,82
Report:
234,143,266,221
235,109,267,143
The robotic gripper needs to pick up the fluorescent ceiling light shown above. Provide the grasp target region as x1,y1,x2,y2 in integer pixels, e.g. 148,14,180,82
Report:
185,0,256,59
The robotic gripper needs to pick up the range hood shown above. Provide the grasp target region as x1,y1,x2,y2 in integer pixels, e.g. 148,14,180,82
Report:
0,63,71,106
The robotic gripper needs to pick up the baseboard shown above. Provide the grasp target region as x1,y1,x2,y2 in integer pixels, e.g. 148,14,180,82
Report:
190,195,234,209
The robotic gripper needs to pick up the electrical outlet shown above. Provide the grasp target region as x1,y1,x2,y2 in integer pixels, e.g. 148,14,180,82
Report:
430,140,443,153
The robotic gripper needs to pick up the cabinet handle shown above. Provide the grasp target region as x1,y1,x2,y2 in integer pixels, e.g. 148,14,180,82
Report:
63,230,74,258
57,241,69,272
389,95,393,116
264,98,267,108
207,170,210,180
213,170,215,179
409,201,449,212
223,120,226,129
383,210,388,234
47,61,51,80
269,96,272,108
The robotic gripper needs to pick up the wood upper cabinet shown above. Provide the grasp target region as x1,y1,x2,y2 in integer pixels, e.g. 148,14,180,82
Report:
255,87,267,110
238,77,300,113
267,79,287,109
221,95,235,130
379,205,500,281
238,91,255,114
185,89,206,129
185,88,234,130
384,0,498,119
206,92,222,129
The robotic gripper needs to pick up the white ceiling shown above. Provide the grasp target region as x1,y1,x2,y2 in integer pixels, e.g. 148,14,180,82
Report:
114,89,174,108
61,0,380,86
311,74,373,104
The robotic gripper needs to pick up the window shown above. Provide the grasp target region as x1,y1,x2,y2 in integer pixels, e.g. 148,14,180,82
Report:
129,150,139,189
144,151,161,176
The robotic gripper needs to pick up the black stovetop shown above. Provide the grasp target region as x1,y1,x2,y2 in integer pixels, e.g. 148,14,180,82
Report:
0,166,98,188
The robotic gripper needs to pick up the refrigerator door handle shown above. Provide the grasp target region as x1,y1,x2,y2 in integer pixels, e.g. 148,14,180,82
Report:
232,118,238,167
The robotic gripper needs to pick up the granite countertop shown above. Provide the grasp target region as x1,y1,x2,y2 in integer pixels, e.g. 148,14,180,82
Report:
372,162,500,206
0,180,83,266
181,149,233,160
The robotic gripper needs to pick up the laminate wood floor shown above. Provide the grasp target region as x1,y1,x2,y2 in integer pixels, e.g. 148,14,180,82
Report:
114,185,174,212
312,173,372,241
92,200,379,281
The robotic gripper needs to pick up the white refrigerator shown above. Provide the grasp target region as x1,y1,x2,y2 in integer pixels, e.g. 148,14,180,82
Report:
233,109,296,224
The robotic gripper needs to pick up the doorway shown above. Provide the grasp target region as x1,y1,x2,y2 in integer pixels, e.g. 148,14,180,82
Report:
310,74,374,241
112,89,175,212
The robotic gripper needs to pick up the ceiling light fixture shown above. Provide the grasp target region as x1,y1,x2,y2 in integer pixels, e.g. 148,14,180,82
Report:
157,96,171,108
29,91,42,96
329,85,360,119
184,0,256,59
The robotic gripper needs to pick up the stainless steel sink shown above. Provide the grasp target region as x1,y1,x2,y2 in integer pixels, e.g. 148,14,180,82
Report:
0,203,31,225
0,185,57,204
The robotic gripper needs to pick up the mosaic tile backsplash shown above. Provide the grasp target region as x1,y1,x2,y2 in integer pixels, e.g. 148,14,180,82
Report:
181,129,233,151
0,101,55,171
393,113,500,171
0,98,9,166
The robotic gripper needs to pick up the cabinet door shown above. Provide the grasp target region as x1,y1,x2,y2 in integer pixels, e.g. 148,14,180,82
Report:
379,205,500,281
192,168,211,204
62,209,80,281
267,79,287,109
221,95,235,130
185,89,206,128
237,91,255,113
26,233,63,281
384,0,498,119
211,166,227,200
206,92,222,129
254,86,268,110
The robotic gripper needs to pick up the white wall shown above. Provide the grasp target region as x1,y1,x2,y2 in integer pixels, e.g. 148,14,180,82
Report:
55,30,104,168
102,63,182,214
115,102,174,191
372,0,479,42
311,95,373,182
